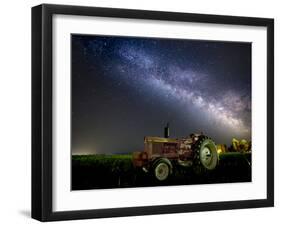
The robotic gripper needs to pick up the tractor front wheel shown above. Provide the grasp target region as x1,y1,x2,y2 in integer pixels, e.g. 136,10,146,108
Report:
153,160,171,181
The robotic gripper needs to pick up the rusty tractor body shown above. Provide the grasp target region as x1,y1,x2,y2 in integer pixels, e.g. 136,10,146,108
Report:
132,127,218,181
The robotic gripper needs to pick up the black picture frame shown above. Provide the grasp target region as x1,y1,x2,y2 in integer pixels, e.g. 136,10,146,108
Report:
32,4,274,222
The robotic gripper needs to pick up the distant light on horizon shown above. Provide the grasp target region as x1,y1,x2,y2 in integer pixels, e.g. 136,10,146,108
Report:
72,149,96,155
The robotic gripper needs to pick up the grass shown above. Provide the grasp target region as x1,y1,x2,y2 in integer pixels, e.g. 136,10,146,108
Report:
72,154,133,173
72,152,251,190
72,154,132,167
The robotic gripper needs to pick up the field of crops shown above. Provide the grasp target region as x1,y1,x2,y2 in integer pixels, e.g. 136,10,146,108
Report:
72,152,251,190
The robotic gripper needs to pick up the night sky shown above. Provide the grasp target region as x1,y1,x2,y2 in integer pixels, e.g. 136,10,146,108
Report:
71,35,251,155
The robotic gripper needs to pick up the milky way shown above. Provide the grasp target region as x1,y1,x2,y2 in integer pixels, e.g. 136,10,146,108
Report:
71,35,251,154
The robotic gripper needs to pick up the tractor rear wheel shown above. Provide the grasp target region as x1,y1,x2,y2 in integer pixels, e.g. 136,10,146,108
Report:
194,136,218,171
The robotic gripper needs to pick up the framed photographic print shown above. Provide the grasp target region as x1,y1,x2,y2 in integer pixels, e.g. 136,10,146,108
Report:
32,4,274,221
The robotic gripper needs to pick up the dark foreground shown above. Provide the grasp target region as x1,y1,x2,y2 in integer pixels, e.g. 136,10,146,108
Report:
72,152,251,190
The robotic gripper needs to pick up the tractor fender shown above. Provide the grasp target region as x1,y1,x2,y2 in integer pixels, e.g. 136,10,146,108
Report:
151,158,173,174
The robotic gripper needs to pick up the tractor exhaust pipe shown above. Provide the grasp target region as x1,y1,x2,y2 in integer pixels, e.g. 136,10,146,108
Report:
164,123,170,138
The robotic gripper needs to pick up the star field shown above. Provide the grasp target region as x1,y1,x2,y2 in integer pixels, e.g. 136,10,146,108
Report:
71,35,251,154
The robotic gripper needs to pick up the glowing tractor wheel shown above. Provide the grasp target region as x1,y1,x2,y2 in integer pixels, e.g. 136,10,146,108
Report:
196,137,218,170
154,161,170,181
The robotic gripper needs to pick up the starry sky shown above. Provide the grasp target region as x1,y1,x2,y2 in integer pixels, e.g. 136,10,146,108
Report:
71,34,251,155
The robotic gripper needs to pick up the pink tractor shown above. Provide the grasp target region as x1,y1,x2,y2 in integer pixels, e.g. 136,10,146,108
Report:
132,124,218,181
